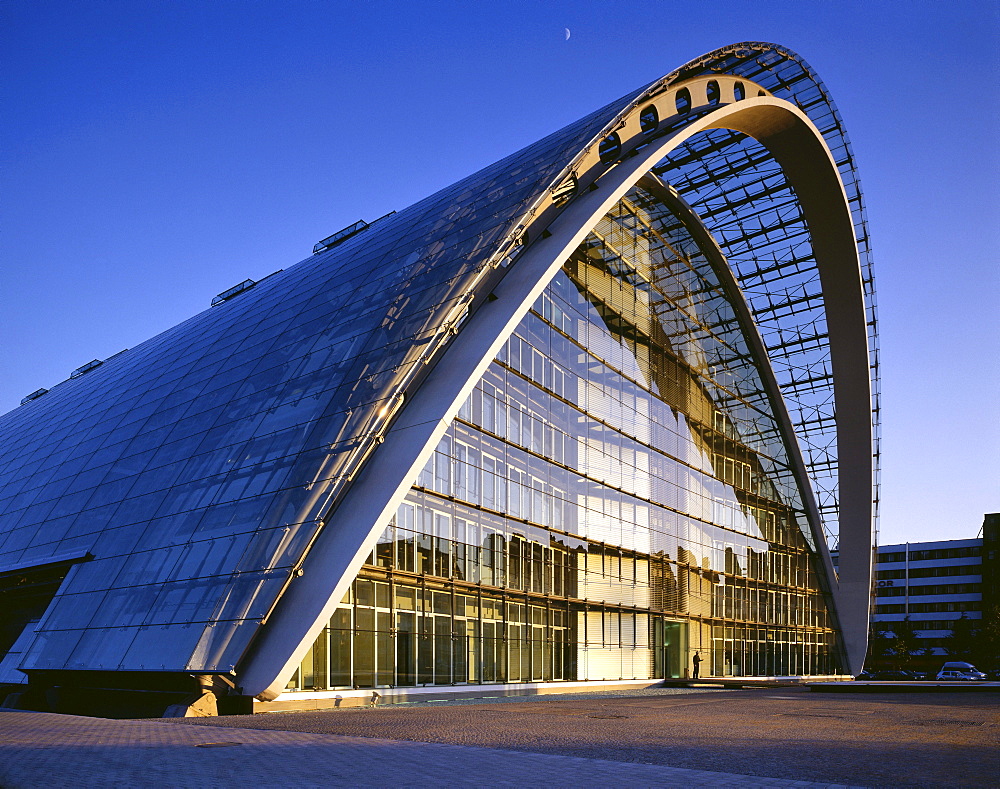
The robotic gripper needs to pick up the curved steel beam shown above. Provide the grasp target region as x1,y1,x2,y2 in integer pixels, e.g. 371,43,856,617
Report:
239,95,872,699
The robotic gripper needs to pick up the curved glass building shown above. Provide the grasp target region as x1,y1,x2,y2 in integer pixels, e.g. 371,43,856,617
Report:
0,42,878,714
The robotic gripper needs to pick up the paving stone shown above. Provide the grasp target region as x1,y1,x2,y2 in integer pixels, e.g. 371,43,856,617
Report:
4,686,997,787
174,685,999,787
0,710,862,788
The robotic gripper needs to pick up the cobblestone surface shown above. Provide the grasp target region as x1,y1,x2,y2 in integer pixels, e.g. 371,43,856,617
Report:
0,708,861,788
2,687,996,787
176,686,999,787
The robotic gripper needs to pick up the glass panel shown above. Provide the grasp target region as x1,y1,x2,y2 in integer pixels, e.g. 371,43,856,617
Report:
3,45,866,689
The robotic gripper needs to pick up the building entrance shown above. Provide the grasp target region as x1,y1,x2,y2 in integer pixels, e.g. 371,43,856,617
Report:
654,620,687,679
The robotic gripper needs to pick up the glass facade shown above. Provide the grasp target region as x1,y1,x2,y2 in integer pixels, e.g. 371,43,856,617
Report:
285,183,842,692
656,48,880,552
0,42,875,698
0,88,637,681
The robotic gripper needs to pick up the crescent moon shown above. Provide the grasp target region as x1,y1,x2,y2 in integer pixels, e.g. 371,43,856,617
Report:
564,28,571,41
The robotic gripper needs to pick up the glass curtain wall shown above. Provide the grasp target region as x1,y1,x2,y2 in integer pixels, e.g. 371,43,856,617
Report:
286,183,842,692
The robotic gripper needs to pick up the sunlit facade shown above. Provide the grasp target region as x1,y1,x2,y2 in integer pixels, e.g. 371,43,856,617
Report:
0,43,877,713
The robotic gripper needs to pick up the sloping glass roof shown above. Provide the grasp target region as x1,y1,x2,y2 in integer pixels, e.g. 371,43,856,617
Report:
0,83,647,674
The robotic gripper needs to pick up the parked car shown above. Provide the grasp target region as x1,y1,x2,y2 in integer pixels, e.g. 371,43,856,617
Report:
873,670,917,681
941,660,986,679
936,669,984,681
936,662,986,681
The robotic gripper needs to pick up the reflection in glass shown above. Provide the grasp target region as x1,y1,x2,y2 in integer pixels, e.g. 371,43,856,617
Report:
289,183,841,690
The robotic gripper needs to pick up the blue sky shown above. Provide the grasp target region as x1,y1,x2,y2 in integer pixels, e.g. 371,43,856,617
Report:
3,0,997,544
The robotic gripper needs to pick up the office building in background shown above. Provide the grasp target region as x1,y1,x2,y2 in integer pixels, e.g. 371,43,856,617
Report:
862,514,999,667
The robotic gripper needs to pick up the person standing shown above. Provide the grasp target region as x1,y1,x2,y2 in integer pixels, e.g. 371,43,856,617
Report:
692,650,702,679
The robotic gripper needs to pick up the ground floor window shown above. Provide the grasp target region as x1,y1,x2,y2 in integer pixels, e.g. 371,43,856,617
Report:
287,575,576,690
284,571,841,692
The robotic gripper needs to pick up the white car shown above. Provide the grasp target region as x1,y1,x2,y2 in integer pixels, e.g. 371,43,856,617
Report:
935,668,986,681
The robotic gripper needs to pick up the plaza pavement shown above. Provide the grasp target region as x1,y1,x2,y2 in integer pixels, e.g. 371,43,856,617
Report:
1,686,996,787
1,707,855,788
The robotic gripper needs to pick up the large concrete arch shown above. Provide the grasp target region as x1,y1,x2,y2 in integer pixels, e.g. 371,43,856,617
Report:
240,93,873,699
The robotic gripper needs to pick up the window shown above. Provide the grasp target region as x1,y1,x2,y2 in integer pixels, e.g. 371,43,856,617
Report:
0,555,91,666
706,81,720,105
909,564,981,579
599,133,621,163
909,583,981,596
909,547,979,561
640,104,659,134
552,175,577,205
733,82,745,101
675,88,692,114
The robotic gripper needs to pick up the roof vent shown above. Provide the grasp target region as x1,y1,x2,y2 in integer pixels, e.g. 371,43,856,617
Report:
212,279,256,307
20,388,49,405
313,211,396,254
70,359,103,379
